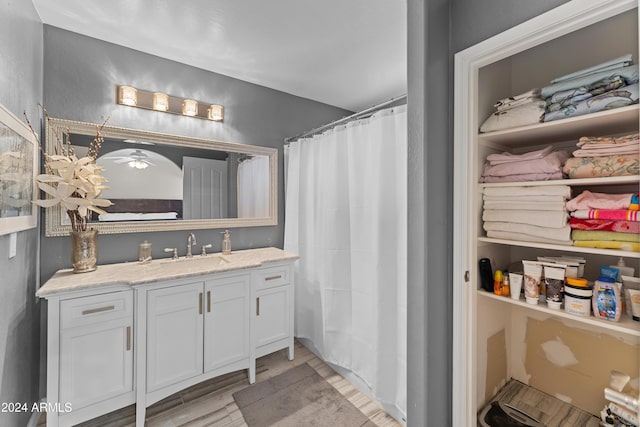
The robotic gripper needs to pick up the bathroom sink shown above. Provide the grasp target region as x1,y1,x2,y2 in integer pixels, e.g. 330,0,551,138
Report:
157,254,230,267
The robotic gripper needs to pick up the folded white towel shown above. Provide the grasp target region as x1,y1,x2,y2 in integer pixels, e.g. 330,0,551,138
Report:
486,230,573,245
482,209,568,228
483,194,568,203
483,201,566,211
483,185,571,199
483,221,571,241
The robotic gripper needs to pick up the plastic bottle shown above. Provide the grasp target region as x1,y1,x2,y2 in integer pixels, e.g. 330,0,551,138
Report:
610,257,636,282
493,270,503,296
593,277,621,322
611,257,635,279
501,273,510,297
221,230,232,255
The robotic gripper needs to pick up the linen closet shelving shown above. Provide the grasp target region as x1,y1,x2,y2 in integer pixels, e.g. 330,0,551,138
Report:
453,1,640,425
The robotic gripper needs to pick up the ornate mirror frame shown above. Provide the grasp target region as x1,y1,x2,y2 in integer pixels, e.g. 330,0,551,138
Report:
44,118,277,237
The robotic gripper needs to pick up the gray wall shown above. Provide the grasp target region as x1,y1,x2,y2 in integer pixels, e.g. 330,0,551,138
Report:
40,26,351,283
0,2,580,426
405,0,571,425
0,2,43,426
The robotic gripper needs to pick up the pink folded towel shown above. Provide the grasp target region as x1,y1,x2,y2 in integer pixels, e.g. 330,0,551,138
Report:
566,190,639,211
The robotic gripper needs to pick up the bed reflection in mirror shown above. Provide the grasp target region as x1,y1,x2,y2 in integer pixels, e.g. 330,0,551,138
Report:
68,133,270,223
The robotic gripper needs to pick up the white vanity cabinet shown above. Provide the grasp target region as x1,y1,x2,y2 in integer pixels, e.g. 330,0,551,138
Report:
47,289,135,427
145,280,205,392
252,264,294,360
39,247,297,427
139,272,253,413
204,274,251,373
453,1,639,426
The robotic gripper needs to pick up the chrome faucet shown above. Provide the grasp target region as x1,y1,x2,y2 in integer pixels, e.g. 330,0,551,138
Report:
186,233,197,258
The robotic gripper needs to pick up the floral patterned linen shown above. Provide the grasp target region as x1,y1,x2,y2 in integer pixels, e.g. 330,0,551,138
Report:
563,154,639,179
543,83,639,122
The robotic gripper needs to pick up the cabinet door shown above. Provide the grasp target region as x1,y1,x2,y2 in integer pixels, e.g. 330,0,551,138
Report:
255,285,291,350
146,282,204,392
203,274,250,372
59,318,133,410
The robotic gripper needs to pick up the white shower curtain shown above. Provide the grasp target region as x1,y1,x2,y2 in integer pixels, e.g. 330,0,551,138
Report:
284,105,407,418
237,155,270,218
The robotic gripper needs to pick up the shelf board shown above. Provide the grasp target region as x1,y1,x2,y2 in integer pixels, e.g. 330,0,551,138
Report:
478,105,639,148
478,290,640,337
478,237,640,258
479,175,640,188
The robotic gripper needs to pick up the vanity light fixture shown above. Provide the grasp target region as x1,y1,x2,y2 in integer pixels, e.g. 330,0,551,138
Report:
116,85,224,122
118,86,138,106
152,92,169,111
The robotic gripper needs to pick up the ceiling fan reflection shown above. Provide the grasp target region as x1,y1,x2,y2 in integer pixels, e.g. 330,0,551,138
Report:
103,149,155,169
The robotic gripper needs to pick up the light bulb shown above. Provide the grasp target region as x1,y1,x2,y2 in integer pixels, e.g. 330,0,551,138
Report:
118,86,138,106
182,99,198,116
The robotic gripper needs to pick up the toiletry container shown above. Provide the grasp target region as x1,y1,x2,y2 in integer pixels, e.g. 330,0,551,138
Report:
564,278,591,317
493,270,503,296
593,277,621,322
610,257,635,279
139,240,152,263
501,273,510,297
221,230,232,255
479,258,494,292
622,275,640,319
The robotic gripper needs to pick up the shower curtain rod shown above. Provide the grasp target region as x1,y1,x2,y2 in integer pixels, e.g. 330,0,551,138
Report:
284,94,407,143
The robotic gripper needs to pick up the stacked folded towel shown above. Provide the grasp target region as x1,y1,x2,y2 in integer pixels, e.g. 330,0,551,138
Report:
482,185,572,245
540,55,639,122
563,132,640,179
479,89,545,133
480,145,569,183
567,190,640,252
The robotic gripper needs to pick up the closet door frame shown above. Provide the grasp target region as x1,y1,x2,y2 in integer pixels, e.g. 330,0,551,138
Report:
451,1,638,425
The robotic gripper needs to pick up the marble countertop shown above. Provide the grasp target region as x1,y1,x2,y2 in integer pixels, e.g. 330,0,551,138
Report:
37,247,299,298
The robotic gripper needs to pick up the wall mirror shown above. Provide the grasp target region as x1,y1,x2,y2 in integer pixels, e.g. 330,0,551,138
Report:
44,118,277,236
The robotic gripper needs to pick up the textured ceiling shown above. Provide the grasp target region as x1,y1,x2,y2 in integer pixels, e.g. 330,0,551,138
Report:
32,0,407,112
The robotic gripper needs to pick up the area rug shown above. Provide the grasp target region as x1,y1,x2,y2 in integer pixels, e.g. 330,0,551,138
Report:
232,362,376,427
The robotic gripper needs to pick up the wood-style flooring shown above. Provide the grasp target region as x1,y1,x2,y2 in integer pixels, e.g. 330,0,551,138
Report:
38,341,402,426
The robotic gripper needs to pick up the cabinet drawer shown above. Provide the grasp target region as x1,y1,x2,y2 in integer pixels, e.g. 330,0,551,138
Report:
60,291,133,330
253,266,290,290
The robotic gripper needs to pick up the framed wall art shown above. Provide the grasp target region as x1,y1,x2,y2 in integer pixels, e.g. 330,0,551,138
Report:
0,103,38,235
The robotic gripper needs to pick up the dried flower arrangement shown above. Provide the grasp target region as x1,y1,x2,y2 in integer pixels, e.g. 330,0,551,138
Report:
24,105,112,232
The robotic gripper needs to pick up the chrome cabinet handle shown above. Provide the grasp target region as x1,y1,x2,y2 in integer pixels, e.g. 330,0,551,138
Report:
82,305,114,315
199,293,203,315
207,291,211,313
126,326,131,351
265,275,282,281
256,297,260,316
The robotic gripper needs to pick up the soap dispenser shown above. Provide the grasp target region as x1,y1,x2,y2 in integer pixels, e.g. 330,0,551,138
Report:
221,230,232,255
